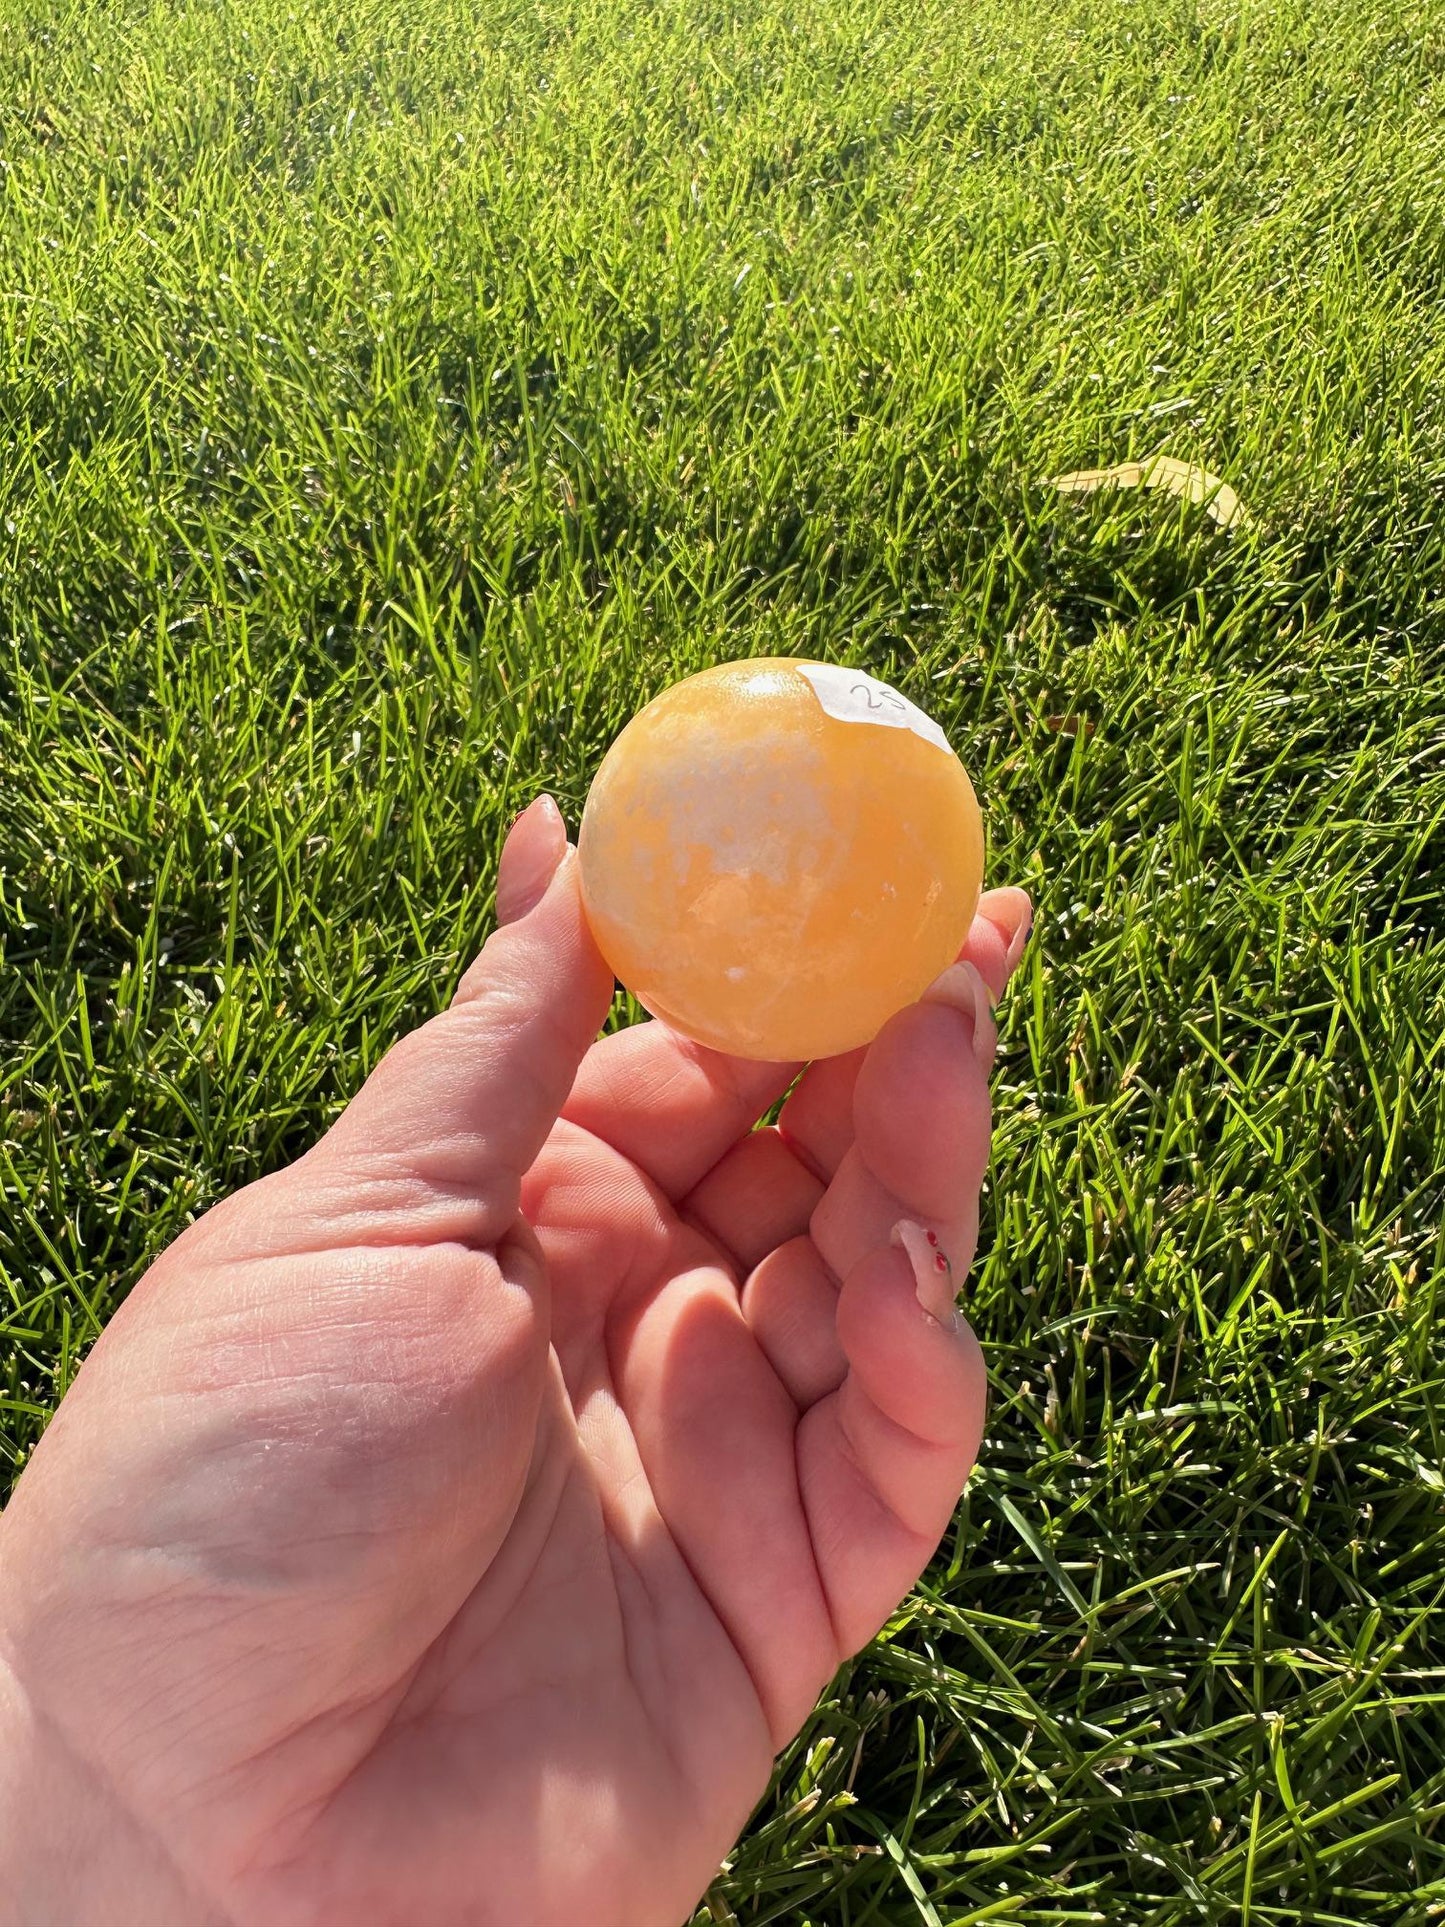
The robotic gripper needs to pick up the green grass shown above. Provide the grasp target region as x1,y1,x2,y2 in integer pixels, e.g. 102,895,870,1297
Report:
3,0,1445,1916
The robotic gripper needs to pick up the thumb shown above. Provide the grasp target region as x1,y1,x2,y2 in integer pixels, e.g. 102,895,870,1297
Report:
308,795,615,1244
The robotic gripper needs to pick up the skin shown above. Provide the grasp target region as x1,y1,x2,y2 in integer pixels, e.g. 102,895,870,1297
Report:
0,797,1031,1927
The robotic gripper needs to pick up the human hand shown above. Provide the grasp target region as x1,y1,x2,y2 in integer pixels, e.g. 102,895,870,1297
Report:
0,797,1030,1927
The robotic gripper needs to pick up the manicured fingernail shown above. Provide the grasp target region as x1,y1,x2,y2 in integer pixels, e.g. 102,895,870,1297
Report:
919,960,997,1073
891,1218,960,1330
495,794,568,925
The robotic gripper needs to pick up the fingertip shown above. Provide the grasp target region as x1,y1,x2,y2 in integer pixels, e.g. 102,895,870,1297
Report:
850,1000,992,1217
797,1249,989,1658
836,1245,987,1452
454,830,612,1030
495,794,569,927
968,888,1033,998
918,960,997,1071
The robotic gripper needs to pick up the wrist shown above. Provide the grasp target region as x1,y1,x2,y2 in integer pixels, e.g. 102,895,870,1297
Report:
0,1648,225,1927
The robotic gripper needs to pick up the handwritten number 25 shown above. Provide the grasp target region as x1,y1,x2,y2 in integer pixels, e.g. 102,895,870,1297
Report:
852,680,907,716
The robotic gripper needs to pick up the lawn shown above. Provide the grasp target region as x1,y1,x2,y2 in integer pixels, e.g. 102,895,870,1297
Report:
3,0,1445,1917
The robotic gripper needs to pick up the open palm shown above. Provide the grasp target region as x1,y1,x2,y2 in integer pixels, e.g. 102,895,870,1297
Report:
0,799,1029,1927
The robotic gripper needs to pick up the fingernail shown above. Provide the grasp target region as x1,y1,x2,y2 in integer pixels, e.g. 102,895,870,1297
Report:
996,893,1033,976
495,794,568,925
891,1218,960,1330
919,960,997,1073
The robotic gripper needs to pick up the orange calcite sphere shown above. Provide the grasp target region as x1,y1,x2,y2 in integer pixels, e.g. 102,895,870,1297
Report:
578,658,985,1061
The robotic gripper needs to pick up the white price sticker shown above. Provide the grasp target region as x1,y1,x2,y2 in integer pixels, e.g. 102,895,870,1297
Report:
796,663,951,755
